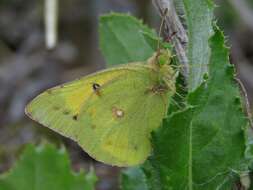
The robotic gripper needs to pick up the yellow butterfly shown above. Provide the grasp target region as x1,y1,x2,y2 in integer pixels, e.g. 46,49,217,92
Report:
25,50,176,166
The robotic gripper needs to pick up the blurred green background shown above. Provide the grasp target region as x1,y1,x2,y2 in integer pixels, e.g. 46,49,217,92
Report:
0,0,253,189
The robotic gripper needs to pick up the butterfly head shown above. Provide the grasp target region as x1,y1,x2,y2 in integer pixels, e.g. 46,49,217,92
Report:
147,49,176,93
148,49,172,67
156,49,172,66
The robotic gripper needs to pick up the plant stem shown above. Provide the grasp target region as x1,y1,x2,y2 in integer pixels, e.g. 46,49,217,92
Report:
45,0,58,49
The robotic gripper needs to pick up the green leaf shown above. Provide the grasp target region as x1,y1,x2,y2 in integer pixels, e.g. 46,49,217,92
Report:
121,167,148,190
99,13,157,66
183,0,214,90
0,144,97,190
143,27,249,190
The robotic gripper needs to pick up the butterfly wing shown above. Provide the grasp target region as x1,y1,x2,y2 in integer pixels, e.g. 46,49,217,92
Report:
26,63,172,166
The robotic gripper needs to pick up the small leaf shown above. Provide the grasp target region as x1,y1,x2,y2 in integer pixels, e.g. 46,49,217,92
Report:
121,167,148,190
99,13,157,66
183,0,214,90
0,144,97,190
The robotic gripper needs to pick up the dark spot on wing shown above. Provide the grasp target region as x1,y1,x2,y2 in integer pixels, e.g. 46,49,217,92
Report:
73,114,78,120
91,125,96,129
106,140,112,146
92,83,101,96
63,110,70,115
133,145,138,151
92,83,101,91
53,106,60,110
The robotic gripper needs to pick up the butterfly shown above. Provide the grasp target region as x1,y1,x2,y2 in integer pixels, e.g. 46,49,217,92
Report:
25,49,176,166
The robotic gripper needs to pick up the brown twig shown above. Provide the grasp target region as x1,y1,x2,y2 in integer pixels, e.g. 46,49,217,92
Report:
231,34,253,128
235,78,253,129
152,0,189,78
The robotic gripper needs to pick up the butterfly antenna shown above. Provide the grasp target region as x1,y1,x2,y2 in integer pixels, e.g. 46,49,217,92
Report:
157,8,168,56
170,96,184,110
173,90,186,100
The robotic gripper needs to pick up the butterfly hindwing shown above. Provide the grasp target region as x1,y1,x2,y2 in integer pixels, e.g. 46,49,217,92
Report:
26,63,171,166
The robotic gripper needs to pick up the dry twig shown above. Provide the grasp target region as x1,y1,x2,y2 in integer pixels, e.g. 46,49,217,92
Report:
152,0,189,77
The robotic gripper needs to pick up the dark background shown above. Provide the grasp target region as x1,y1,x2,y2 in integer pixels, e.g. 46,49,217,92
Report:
0,0,252,189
